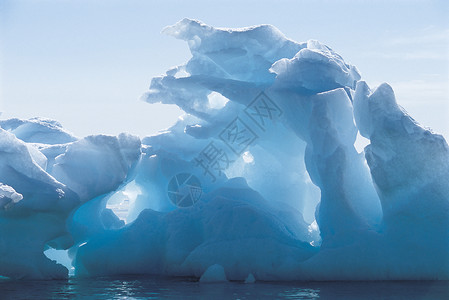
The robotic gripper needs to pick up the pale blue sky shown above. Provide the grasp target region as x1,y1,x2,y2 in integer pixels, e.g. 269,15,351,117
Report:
1,0,448,138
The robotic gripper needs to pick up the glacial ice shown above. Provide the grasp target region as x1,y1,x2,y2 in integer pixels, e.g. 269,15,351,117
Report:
200,264,228,283
0,183,23,209
245,273,256,284
0,19,448,281
0,128,79,279
0,117,77,145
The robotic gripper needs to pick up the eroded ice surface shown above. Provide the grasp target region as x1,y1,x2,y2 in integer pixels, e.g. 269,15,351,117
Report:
0,19,448,281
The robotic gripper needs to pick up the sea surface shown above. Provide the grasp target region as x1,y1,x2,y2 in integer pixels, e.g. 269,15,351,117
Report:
0,276,448,299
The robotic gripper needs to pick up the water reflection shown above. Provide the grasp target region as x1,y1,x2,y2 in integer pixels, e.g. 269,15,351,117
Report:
0,276,448,299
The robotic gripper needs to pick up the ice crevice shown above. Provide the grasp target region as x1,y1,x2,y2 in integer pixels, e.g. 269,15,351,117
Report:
0,18,448,281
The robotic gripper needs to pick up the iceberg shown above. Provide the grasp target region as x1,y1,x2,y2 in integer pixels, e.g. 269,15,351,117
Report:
0,117,77,145
0,128,79,279
200,264,228,283
0,19,448,281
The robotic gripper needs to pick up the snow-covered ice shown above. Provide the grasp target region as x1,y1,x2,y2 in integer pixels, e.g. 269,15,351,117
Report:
0,19,448,281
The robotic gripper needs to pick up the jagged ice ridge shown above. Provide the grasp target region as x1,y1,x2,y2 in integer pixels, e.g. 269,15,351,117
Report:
0,19,448,281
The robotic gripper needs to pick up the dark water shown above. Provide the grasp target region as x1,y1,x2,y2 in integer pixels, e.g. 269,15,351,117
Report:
0,276,448,299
